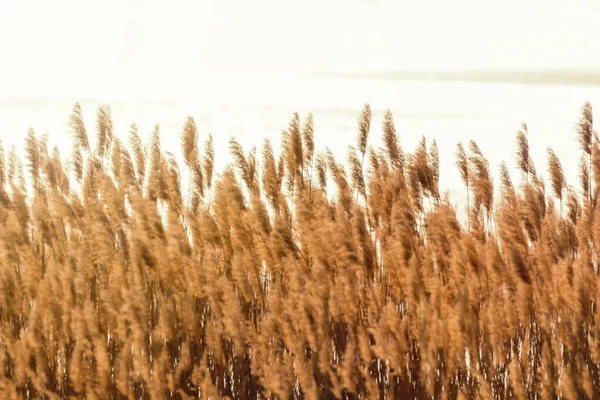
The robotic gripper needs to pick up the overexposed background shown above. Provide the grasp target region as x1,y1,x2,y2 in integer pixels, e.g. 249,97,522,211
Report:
0,0,598,210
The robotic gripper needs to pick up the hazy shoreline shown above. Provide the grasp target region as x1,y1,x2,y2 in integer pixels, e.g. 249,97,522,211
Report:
307,68,600,87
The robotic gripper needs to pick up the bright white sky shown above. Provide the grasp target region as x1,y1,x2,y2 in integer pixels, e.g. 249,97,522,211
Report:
1,0,599,98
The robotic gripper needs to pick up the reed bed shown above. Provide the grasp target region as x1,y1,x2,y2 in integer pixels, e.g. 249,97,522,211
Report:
0,102,598,399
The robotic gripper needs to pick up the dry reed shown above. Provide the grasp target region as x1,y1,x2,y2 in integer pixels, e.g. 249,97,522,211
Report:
0,102,599,399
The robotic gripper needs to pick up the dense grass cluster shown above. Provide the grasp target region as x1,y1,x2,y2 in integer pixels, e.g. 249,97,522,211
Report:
0,101,599,399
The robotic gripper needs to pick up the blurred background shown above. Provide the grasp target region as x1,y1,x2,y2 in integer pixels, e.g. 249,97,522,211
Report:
1,0,599,208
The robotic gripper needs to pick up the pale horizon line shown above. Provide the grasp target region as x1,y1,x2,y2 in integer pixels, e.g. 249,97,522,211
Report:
305,67,600,87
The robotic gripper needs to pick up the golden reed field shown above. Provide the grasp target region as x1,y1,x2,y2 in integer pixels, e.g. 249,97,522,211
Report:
0,102,599,399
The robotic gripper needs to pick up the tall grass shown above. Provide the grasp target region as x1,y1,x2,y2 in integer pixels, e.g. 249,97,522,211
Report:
0,101,599,399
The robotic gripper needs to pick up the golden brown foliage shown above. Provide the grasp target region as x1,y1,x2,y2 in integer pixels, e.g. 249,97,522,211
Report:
1,102,600,400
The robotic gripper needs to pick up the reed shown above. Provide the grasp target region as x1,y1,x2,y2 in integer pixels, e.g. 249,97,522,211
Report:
0,102,599,399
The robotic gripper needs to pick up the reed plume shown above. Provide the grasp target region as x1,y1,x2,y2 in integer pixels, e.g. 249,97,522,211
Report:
579,101,593,156
516,123,536,182
146,124,167,201
68,102,89,152
357,103,371,158
128,123,145,189
24,128,41,191
182,117,204,212
382,108,404,172
456,142,470,229
430,139,440,201
96,104,113,161
0,139,5,188
547,147,566,217
203,133,215,193
302,113,315,168
579,101,594,203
